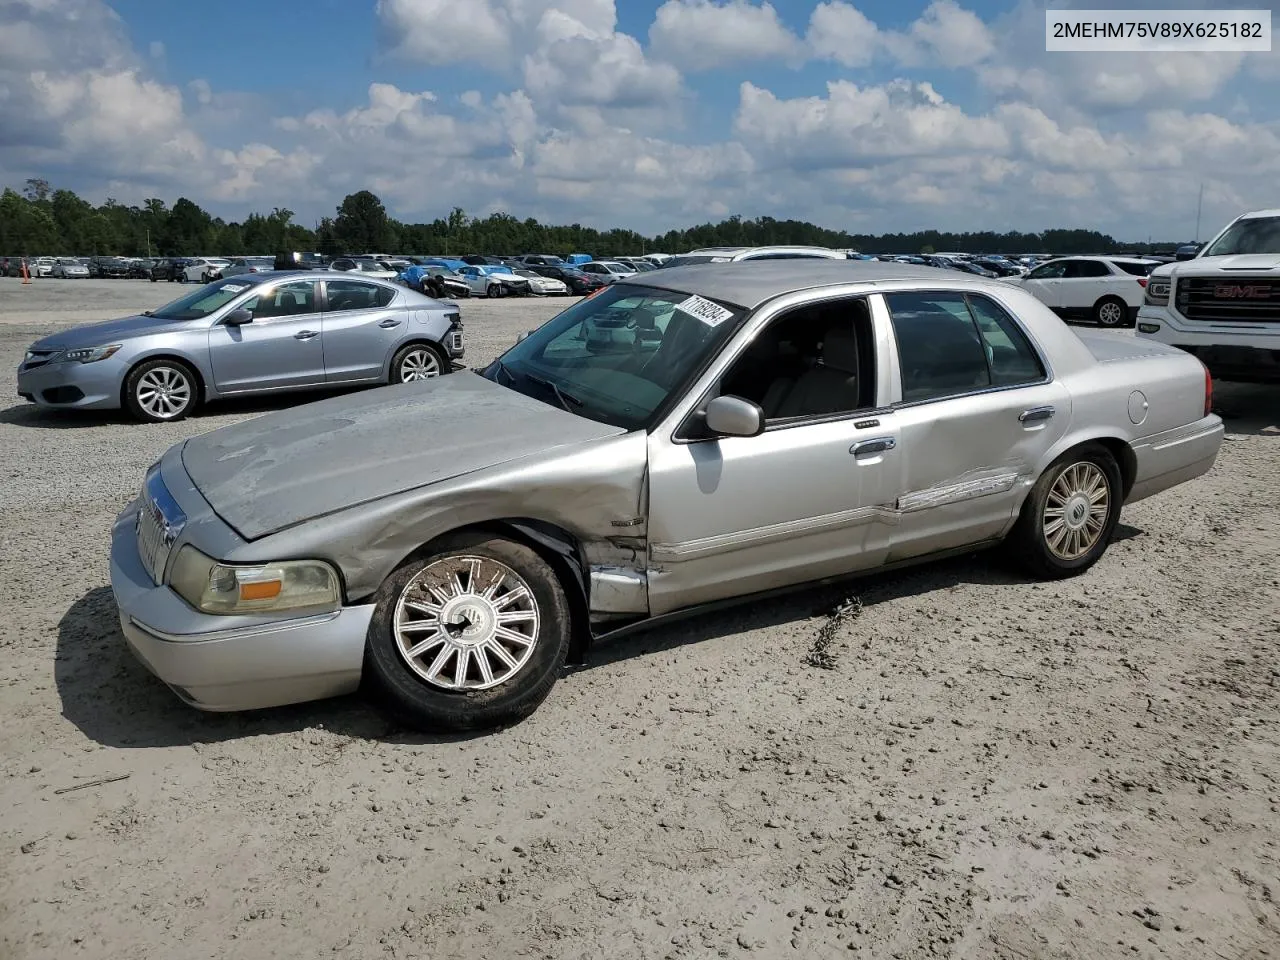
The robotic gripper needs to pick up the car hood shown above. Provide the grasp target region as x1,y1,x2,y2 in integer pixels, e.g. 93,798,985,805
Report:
1179,254,1280,272
179,373,626,541
29,314,197,350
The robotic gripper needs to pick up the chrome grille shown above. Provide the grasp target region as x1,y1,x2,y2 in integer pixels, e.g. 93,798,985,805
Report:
134,466,186,585
22,349,59,370
1176,276,1280,323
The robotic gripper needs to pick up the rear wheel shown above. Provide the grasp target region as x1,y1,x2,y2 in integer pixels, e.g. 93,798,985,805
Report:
1005,444,1121,579
1093,296,1128,327
362,533,572,731
123,359,198,423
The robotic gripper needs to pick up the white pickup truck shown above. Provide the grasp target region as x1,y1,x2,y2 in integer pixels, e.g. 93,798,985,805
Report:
1136,209,1280,383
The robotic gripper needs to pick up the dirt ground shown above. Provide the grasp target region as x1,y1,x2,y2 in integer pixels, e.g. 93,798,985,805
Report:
1,276,1277,960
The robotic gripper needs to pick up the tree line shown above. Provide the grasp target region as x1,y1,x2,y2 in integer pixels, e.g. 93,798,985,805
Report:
0,179,1187,260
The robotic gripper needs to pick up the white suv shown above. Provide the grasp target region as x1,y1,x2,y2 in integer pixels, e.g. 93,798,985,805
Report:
1009,256,1158,327
1136,209,1280,384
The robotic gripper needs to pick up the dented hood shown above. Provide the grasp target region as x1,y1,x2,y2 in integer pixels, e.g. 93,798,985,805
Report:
180,373,625,541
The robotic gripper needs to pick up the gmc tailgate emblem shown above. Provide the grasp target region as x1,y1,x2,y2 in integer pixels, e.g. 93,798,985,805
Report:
1214,284,1272,299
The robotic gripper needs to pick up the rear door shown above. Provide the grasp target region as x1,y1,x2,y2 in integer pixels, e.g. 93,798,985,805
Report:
1057,259,1112,318
879,290,1070,563
207,278,326,393
320,278,404,383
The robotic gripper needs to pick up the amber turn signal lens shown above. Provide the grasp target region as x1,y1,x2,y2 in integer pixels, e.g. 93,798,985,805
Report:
239,580,283,601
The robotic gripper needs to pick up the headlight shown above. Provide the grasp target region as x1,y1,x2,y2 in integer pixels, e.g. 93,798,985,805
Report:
60,344,122,363
1144,278,1171,306
168,545,341,616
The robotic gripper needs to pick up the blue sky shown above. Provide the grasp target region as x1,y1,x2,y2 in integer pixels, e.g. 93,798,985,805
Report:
3,0,1278,240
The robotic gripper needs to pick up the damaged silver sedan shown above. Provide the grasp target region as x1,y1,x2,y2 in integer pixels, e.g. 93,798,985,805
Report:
109,261,1224,731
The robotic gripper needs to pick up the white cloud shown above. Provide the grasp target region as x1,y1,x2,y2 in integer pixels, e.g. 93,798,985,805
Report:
805,1,878,68
649,0,804,70
806,1,993,70
734,78,1009,167
881,0,994,68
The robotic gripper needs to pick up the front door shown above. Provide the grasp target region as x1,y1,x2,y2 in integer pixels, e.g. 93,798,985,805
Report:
645,294,899,616
1020,261,1065,309
207,278,325,393
320,278,404,383
878,289,1071,562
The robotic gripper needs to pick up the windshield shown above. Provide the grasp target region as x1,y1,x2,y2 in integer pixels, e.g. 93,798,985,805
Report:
481,283,744,431
149,276,261,320
1202,217,1280,256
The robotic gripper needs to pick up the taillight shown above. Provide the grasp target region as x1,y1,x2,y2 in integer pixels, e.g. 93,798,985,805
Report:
1137,277,1148,287
1203,362,1213,417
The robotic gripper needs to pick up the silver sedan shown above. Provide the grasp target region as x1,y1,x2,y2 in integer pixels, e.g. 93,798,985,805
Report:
109,261,1223,730
17,271,465,422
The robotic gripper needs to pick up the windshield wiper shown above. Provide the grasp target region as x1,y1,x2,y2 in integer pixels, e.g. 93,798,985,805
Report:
142,310,153,316
523,372,584,411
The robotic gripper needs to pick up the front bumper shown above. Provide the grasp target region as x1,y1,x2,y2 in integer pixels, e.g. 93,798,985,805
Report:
1136,305,1280,383
16,356,127,409
109,501,373,712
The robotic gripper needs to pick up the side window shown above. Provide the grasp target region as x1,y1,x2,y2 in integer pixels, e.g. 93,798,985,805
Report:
1027,262,1066,280
1065,259,1110,278
1113,261,1152,277
242,280,318,319
373,285,396,307
965,295,1047,386
717,297,875,422
325,279,382,312
885,292,991,403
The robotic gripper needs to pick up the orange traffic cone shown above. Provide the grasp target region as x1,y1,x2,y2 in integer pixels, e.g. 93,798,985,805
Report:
21,260,31,284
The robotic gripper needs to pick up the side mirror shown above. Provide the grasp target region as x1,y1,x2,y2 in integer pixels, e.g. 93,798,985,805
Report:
703,395,764,438
224,308,253,326
516,330,531,342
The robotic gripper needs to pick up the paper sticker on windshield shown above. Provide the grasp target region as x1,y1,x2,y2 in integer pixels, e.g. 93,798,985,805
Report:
675,293,734,328
221,283,247,293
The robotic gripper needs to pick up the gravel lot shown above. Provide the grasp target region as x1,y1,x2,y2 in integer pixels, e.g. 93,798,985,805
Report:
1,276,1278,960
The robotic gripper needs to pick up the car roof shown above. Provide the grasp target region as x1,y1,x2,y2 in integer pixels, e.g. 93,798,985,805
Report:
620,259,976,309
1239,208,1280,219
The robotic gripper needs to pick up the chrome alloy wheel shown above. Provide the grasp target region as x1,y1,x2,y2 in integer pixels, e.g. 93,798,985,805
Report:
136,366,193,419
1097,300,1124,325
399,347,441,381
1043,462,1110,561
393,556,540,691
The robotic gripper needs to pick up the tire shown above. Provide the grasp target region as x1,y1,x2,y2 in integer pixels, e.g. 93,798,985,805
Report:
1004,443,1122,580
123,358,198,423
362,532,573,731
487,283,504,299
150,276,157,283
1093,296,1128,327
390,342,447,382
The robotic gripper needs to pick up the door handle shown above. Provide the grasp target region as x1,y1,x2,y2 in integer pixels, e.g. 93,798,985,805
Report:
294,330,319,340
1019,405,1055,423
378,318,402,328
850,437,896,456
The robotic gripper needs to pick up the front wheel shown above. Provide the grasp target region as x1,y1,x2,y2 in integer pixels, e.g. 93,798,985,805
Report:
487,283,504,298
123,359,198,423
1005,444,1121,579
391,342,447,382
1094,296,1128,327
362,533,573,731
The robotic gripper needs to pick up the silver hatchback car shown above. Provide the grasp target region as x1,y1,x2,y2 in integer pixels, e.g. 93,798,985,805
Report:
17,271,465,422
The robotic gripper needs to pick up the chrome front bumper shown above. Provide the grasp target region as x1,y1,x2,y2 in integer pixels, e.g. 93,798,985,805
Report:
109,502,374,712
